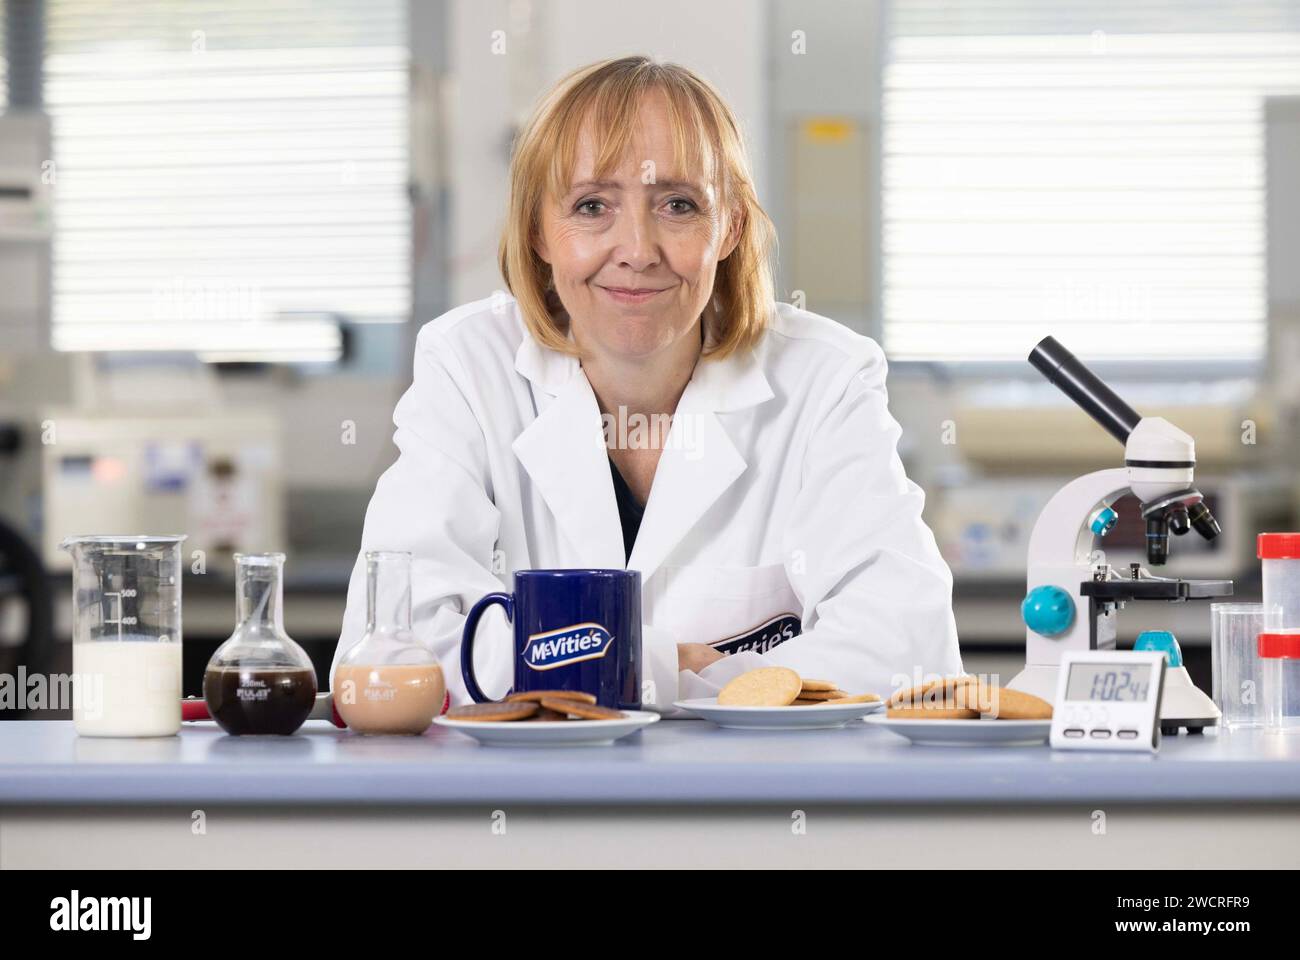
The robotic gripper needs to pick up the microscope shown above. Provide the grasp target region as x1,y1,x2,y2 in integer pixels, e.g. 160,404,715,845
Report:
1006,337,1232,733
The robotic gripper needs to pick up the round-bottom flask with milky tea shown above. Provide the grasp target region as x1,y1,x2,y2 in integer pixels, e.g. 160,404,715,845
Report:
334,551,445,735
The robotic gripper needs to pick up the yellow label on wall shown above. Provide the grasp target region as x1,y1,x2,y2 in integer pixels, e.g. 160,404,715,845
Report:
802,118,854,143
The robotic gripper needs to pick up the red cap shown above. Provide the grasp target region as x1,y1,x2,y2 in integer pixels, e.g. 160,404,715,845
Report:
1258,632,1300,659
1258,533,1300,560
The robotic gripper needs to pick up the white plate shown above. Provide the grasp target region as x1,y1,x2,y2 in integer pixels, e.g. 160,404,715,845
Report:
672,697,885,730
863,715,1051,746
433,709,659,747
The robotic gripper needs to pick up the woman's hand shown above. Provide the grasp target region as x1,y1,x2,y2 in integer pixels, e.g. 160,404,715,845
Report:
678,642,726,674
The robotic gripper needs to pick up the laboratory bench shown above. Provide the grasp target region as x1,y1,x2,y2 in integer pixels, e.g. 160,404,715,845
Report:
1,718,1298,869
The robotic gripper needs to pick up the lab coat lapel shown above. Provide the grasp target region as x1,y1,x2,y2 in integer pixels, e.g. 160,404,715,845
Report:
627,342,775,584
511,307,775,580
512,328,627,570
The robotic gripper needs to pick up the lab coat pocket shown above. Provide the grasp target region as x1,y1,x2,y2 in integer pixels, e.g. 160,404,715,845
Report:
662,562,802,656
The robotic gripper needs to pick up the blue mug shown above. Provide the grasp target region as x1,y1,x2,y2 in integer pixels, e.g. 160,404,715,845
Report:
460,569,642,709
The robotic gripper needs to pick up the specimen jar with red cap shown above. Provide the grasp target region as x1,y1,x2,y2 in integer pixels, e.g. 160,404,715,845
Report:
1257,533,1300,731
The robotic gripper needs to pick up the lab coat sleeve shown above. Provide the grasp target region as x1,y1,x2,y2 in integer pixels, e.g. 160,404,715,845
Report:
692,341,963,699
330,326,516,706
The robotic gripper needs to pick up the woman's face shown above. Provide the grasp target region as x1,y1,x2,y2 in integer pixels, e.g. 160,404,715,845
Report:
533,92,741,363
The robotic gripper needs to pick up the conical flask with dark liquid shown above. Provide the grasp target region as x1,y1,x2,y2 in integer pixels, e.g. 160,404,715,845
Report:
203,553,317,735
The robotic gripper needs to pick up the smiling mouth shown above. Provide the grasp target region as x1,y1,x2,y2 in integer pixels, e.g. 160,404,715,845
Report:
598,285,673,303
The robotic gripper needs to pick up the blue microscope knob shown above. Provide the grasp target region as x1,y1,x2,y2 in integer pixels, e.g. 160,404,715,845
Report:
1021,585,1076,636
1090,506,1118,536
1134,630,1183,668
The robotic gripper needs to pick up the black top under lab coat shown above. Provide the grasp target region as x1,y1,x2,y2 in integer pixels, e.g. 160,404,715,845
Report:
608,456,645,563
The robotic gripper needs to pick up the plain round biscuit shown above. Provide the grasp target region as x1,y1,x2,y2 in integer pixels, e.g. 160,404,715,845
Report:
522,707,571,722
822,692,882,704
887,675,978,706
506,689,598,705
976,687,1054,720
795,688,849,701
446,701,539,722
798,679,837,692
717,667,803,706
886,705,980,720
539,698,625,721
887,675,979,706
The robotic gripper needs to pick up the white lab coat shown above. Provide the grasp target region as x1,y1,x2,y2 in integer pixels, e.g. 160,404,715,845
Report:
331,294,963,710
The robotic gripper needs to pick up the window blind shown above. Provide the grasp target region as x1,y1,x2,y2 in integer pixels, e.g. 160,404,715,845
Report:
44,0,409,361
883,0,1300,361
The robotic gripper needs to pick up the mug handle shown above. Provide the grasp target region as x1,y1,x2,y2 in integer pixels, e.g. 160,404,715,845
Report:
460,592,514,703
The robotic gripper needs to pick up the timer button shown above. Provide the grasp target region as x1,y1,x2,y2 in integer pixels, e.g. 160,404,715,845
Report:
1117,729,1139,739
1089,729,1112,739
1063,728,1085,738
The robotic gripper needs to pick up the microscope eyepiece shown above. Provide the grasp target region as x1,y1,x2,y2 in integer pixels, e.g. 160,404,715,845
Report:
1028,337,1144,445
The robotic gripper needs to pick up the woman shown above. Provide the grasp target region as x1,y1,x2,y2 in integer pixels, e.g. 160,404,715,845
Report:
332,56,962,708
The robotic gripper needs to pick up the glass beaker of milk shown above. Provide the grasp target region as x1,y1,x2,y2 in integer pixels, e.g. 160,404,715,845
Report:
60,535,186,737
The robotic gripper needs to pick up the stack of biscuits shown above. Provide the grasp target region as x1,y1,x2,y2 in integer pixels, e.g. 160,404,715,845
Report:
445,690,625,722
886,676,1053,720
716,667,882,707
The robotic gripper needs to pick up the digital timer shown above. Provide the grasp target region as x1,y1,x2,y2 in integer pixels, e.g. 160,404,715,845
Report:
1064,663,1152,702
1050,650,1167,752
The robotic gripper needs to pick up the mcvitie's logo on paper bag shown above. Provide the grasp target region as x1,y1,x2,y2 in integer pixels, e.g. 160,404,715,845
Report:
523,622,614,671
712,613,802,656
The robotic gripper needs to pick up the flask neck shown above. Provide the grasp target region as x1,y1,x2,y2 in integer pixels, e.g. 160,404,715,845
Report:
366,553,412,633
236,557,285,633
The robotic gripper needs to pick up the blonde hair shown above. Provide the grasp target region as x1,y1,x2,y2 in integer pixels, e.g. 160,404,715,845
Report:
498,55,777,362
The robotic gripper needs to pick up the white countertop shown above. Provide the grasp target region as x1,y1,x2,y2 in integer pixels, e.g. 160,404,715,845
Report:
3,719,1299,806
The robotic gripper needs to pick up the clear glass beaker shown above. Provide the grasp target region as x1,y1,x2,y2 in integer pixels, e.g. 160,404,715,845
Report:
1210,602,1272,730
334,551,444,735
203,553,317,736
60,535,186,737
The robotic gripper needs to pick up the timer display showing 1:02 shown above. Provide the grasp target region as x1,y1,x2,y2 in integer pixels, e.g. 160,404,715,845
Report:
1064,663,1152,702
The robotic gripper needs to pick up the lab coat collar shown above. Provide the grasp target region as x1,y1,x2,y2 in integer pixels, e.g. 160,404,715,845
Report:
512,314,582,395
511,301,775,581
